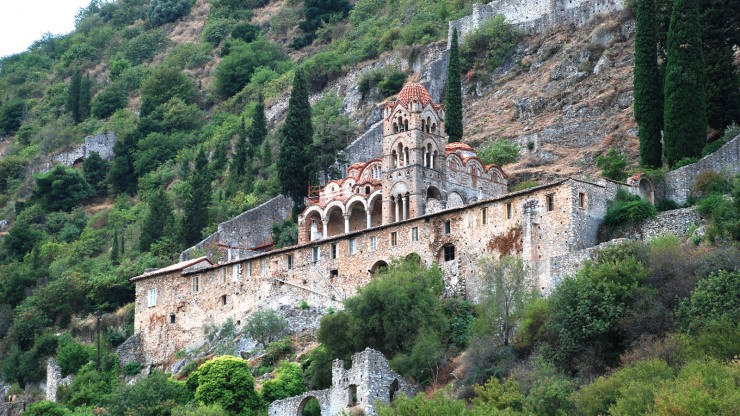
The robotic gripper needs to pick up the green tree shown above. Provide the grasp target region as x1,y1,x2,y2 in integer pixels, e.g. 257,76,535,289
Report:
278,69,313,211
663,0,707,166
678,270,739,332
0,99,26,135
182,148,211,247
303,345,332,390
109,131,139,195
106,370,191,416
477,139,520,166
79,75,92,121
56,340,92,376
149,0,193,26
596,149,628,181
634,0,664,167
213,39,289,98
261,361,306,403
188,356,263,416
3,220,43,261
140,188,174,252
22,401,71,416
66,69,82,122
33,165,93,211
91,83,128,119
250,93,267,148
231,119,249,181
243,309,287,348
445,28,463,142
83,151,109,195
140,66,198,116
111,228,120,264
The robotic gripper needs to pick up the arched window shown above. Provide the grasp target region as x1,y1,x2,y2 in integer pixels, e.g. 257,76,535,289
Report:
393,122,398,133
432,150,438,169
365,186,370,194
404,147,409,166
404,119,408,131
397,143,404,166
391,150,398,168
397,116,403,131
426,116,431,133
431,123,436,133
421,119,425,132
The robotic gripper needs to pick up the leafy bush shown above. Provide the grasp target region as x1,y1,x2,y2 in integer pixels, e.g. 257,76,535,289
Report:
263,338,293,366
303,345,332,390
691,171,732,197
106,370,190,416
0,99,26,135
214,39,290,98
243,309,288,348
677,270,740,332
649,359,739,415
511,181,539,192
56,340,92,376
32,165,93,211
123,361,142,376
22,401,71,416
202,18,237,47
91,84,128,119
122,30,170,65
231,22,260,43
460,15,520,74
261,361,306,403
672,156,699,169
596,149,628,181
187,356,263,416
604,189,657,227
140,67,198,116
478,139,520,166
149,0,193,26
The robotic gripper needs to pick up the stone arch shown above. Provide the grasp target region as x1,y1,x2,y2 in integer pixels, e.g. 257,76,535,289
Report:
369,260,388,275
367,190,383,227
346,197,368,233
324,203,345,237
447,191,465,209
638,176,655,204
446,154,463,170
405,252,421,264
426,186,443,201
302,207,324,242
297,395,323,416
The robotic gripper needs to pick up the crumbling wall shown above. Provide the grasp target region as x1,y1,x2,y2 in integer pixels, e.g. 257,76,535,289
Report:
37,131,117,173
606,207,706,241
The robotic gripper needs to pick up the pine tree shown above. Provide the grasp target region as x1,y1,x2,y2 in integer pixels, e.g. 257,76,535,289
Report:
140,188,174,252
111,229,119,264
445,28,463,142
182,148,211,246
79,75,92,121
83,151,109,196
109,132,138,195
251,93,268,148
663,0,707,166
701,0,740,130
66,70,82,122
634,0,664,167
277,69,313,211
231,119,249,179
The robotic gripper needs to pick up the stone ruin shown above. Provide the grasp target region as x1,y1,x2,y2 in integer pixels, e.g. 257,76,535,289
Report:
268,348,416,416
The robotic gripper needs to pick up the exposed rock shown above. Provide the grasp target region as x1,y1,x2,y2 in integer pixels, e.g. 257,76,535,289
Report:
117,333,145,366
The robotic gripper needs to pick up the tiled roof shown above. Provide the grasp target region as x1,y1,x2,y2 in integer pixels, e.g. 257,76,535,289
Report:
130,256,212,282
385,82,442,110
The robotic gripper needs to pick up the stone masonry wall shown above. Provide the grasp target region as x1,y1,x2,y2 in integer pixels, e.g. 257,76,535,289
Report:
664,134,740,205
607,207,706,241
136,179,607,366
180,195,293,262
36,131,117,173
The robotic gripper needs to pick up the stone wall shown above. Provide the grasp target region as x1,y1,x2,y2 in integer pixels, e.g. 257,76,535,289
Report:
607,207,706,241
545,238,628,290
180,195,293,262
37,131,117,173
664,134,740,205
268,348,416,416
135,179,608,365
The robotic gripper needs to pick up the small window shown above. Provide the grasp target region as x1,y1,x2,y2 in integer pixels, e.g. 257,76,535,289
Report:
219,268,225,284
331,243,338,259
260,258,267,275
370,236,377,252
444,245,456,261
411,227,418,242
330,269,339,280
287,254,293,270
506,203,513,219
547,194,555,212
148,288,157,307
578,192,586,209
390,232,398,246
221,295,227,305
232,264,239,282
247,261,252,277
349,238,357,255
312,246,320,263
365,186,371,194
443,220,451,234
348,384,358,407
192,276,199,292
169,313,175,324
481,207,488,225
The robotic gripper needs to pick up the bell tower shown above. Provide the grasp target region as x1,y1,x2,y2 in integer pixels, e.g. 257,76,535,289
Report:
380,83,448,224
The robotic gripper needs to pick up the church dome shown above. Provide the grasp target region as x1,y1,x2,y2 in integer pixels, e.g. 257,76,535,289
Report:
385,82,441,110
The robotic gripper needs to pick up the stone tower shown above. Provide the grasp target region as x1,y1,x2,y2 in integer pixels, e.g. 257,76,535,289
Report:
381,83,448,224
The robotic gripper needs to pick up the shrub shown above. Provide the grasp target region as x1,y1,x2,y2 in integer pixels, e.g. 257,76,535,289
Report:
511,181,539,192
213,39,290,98
56,340,92,376
596,149,628,181
202,18,237,47
604,189,657,227
478,139,520,166
261,361,306,403
460,15,520,74
677,270,740,332
231,22,260,43
149,0,193,26
691,171,732,197
377,71,407,97
140,66,198,116
303,345,332,390
672,156,699,169
22,401,71,416
649,359,739,415
172,404,228,416
263,338,293,366
188,356,262,416
243,309,288,348
91,84,128,119
0,98,26,135
106,370,190,416
32,165,93,211
702,123,739,157
122,30,170,65
123,361,142,376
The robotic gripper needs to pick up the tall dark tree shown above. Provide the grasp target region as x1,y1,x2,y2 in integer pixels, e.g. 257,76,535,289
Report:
83,151,109,196
445,28,463,142
65,70,82,122
182,148,211,246
277,69,313,211
231,120,249,179
701,0,740,130
634,0,664,167
109,132,138,195
140,188,174,252
663,0,707,166
250,93,268,148
111,228,119,264
79,75,92,121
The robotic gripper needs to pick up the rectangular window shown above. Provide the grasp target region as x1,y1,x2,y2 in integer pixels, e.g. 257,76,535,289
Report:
237,263,242,279
370,236,377,252
390,232,398,246
221,295,227,305
232,265,239,282
481,208,488,225
147,288,157,307
287,254,293,270
411,227,419,242
169,313,175,324
579,192,586,209
443,220,451,234
219,268,225,284
331,243,338,259
444,245,456,261
246,261,252,277
330,269,339,280
192,276,199,292
547,194,555,212
349,238,357,255
260,258,266,275
506,203,513,219
312,246,320,263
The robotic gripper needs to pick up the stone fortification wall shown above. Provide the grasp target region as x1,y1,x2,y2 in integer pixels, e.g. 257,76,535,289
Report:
546,238,628,289
607,207,706,241
180,195,293,262
136,179,607,365
269,348,416,416
36,131,117,173
664,134,740,205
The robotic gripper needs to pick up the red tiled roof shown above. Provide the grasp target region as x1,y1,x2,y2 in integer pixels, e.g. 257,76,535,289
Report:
385,83,442,110
445,142,474,153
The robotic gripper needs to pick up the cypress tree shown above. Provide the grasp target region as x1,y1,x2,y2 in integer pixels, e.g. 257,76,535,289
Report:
701,0,740,130
663,0,707,166
634,0,664,167
277,69,313,211
140,188,174,252
79,75,92,121
111,229,119,264
445,28,463,142
66,70,82,122
231,120,249,179
182,148,211,246
109,132,138,195
251,93,268,148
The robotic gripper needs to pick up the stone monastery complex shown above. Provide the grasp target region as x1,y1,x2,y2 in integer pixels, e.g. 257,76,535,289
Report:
132,83,659,367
